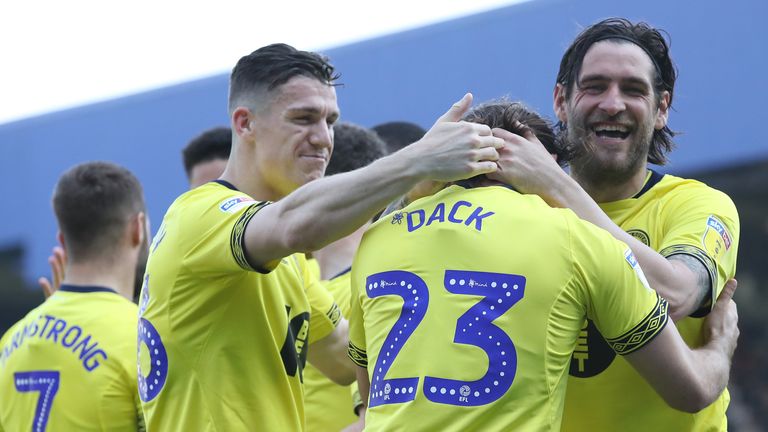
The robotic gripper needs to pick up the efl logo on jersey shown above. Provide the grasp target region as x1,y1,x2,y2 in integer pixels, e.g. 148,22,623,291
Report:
702,215,732,261
624,248,651,291
219,196,255,213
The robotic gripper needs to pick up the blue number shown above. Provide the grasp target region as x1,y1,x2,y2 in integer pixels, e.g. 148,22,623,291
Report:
364,270,525,408
424,270,524,406
365,271,429,407
137,274,169,402
138,318,169,402
14,370,60,432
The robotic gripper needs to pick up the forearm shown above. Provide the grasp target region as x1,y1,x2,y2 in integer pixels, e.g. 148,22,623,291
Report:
355,366,370,410
626,325,730,413
550,177,703,319
270,152,424,252
308,319,356,386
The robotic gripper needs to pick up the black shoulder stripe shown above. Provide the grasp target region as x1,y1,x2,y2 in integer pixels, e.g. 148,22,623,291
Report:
660,244,718,318
348,342,368,368
326,303,342,327
607,296,669,355
230,202,270,272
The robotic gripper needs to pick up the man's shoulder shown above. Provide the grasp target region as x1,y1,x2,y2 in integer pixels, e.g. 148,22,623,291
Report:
171,182,257,214
654,173,731,201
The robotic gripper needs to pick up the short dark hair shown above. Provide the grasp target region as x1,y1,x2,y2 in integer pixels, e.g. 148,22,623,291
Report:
53,162,145,263
555,18,678,165
326,122,389,176
463,99,568,164
228,43,339,114
371,121,427,153
182,126,232,178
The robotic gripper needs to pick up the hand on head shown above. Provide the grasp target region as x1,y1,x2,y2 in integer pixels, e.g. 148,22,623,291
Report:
487,122,565,200
402,93,505,183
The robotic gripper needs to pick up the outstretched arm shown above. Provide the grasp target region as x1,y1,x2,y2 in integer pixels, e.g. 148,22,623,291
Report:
624,279,739,412
244,93,505,269
490,126,715,320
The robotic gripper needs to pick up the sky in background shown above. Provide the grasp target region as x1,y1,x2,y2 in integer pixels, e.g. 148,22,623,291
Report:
0,0,523,125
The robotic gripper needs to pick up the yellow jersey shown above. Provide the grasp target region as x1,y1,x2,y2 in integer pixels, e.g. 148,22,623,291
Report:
348,184,667,431
0,285,141,432
139,180,340,431
562,170,740,432
304,269,361,432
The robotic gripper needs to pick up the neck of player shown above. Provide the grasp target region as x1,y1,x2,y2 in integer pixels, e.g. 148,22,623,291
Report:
570,163,650,203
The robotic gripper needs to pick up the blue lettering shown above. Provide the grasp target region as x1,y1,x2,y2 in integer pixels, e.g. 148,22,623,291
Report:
448,201,472,223
26,320,39,337
426,203,446,226
11,331,20,351
83,349,107,372
72,335,98,360
407,210,426,232
464,207,495,231
39,315,55,338
17,326,27,348
61,326,82,348
46,319,67,343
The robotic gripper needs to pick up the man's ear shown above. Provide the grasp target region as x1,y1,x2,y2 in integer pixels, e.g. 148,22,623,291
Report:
553,83,568,124
655,90,670,130
130,212,147,247
57,231,65,250
232,106,254,137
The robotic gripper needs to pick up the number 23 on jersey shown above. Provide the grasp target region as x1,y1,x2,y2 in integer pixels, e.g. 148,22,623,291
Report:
365,270,525,408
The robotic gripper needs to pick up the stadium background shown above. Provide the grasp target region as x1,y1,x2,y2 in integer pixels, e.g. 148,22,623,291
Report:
1,0,765,429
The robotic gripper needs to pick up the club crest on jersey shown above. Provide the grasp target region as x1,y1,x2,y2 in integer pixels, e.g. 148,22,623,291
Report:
702,215,732,261
627,229,650,246
219,196,255,213
624,248,651,291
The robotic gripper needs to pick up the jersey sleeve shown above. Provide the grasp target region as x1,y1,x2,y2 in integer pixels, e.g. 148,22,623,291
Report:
657,185,739,317
182,194,275,275
296,255,341,343
347,255,368,369
568,214,669,355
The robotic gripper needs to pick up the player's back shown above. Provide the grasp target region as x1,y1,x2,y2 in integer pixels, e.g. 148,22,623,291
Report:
0,286,140,432
349,184,664,431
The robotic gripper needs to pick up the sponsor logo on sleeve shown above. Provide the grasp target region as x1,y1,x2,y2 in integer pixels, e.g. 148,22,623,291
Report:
219,196,255,214
702,215,732,261
624,248,651,291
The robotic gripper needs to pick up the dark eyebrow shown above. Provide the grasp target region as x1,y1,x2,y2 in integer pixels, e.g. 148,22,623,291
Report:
287,107,322,115
287,106,339,122
579,74,651,88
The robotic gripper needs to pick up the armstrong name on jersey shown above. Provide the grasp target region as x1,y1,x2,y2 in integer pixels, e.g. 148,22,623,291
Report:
0,314,108,372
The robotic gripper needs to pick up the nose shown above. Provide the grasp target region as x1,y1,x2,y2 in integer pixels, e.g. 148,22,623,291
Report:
309,122,333,150
597,84,626,117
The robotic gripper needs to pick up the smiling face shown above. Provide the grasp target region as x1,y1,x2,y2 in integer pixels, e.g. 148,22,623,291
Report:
554,40,669,185
241,75,339,200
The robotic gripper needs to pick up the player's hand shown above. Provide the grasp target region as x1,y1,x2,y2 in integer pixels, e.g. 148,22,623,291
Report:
399,93,504,182
487,122,566,202
38,246,67,298
702,278,739,359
